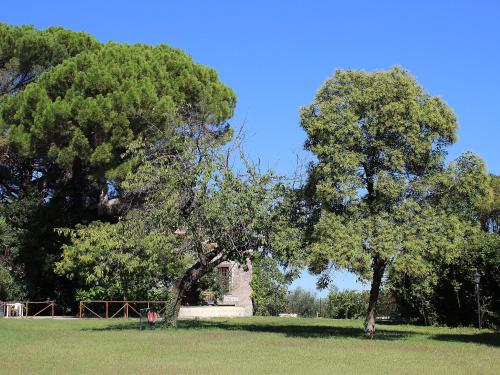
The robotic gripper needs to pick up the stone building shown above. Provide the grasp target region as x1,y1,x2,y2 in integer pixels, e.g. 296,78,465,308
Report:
178,260,253,319
216,260,253,315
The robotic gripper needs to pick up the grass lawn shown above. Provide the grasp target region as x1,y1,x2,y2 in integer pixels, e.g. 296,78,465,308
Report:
0,317,499,375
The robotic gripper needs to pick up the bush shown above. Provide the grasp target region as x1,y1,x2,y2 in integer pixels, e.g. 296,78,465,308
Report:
323,288,399,320
286,288,318,317
251,254,289,316
325,288,367,319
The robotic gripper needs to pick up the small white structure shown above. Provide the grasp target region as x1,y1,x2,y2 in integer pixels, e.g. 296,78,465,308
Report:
178,305,247,319
5,303,24,318
279,313,298,318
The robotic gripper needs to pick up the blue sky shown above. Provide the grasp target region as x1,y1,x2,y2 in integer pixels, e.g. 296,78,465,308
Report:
3,0,499,296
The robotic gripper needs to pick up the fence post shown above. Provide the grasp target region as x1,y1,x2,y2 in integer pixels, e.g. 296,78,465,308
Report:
51,302,55,319
26,302,29,319
105,302,109,319
79,301,83,319
125,303,129,319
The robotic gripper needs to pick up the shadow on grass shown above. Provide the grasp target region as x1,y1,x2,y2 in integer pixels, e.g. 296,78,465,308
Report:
81,319,400,341
177,319,416,341
81,319,499,346
430,332,500,347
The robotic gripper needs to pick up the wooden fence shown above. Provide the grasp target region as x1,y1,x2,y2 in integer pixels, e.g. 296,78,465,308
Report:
1,301,56,319
79,300,169,319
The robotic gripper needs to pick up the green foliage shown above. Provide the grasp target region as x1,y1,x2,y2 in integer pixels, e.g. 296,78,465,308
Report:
286,287,318,317
301,66,457,210
0,23,237,306
482,174,500,232
285,287,398,320
472,233,500,327
1,40,236,184
125,138,276,264
55,220,184,300
0,191,46,299
0,216,16,251
388,155,498,327
184,270,226,306
0,23,99,98
326,288,368,319
1,186,89,304
299,66,492,333
0,215,25,300
56,127,286,312
432,152,493,221
251,253,290,316
0,23,98,200
324,288,399,320
391,227,500,327
301,66,461,273
267,185,309,268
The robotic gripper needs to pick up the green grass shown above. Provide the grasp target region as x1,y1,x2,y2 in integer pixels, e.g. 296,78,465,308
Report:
0,317,499,375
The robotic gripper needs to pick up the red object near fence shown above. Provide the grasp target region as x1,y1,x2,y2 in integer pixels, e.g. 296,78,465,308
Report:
147,310,157,323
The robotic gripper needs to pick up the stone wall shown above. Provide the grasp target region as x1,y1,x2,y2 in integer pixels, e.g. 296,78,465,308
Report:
217,260,253,316
178,259,254,318
178,306,247,319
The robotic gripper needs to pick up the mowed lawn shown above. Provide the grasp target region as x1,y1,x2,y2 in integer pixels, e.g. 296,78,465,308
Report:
0,317,499,375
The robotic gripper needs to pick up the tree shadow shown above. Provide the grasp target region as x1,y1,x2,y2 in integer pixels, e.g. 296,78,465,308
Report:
430,332,500,347
82,318,413,341
80,318,500,347
375,322,500,347
82,320,143,331
177,319,416,341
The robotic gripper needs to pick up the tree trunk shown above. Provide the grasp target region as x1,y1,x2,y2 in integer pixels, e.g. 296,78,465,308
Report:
365,256,386,337
164,252,228,327
166,281,184,328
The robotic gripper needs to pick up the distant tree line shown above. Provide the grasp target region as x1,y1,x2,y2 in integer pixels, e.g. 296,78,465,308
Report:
284,287,398,320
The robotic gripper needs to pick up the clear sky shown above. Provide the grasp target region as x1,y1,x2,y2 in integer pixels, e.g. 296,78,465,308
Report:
2,0,499,296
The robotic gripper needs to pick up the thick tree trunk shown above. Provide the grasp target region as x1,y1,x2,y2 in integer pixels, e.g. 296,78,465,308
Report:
365,256,386,337
167,281,184,328
165,252,228,327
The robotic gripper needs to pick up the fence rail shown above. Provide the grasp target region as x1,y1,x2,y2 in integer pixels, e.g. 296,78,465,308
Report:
79,300,169,319
1,301,56,319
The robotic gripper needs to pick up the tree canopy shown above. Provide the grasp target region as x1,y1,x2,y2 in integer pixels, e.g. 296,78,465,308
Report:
56,127,286,325
299,67,492,335
0,24,236,304
0,23,99,98
1,39,236,201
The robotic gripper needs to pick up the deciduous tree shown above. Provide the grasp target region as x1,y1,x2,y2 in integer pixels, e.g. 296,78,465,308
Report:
299,67,487,336
57,127,286,325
